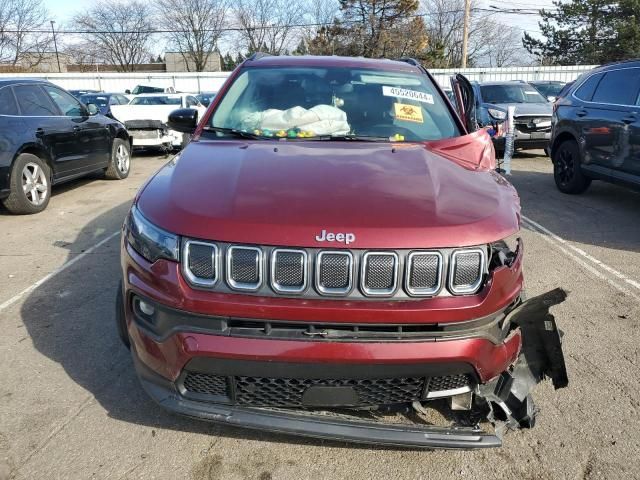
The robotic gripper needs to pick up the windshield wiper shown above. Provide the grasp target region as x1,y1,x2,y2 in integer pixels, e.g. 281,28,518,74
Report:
313,134,391,142
202,126,262,139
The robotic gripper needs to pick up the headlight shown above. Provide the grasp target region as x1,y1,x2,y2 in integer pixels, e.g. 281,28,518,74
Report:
125,205,179,263
490,232,521,267
487,108,507,120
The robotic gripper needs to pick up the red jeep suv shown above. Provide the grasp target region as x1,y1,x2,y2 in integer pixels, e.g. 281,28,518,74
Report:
117,55,567,448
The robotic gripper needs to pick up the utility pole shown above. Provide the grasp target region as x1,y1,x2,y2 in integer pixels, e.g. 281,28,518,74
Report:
50,21,61,73
461,0,471,68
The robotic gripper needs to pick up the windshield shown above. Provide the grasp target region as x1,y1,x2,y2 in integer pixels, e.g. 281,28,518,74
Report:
130,96,181,106
480,84,548,104
208,66,459,141
80,94,109,107
533,83,564,97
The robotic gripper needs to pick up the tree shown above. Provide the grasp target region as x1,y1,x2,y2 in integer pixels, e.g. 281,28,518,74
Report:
155,0,227,72
233,0,305,55
0,0,52,68
308,0,428,59
420,0,531,67
523,0,640,65
73,0,154,72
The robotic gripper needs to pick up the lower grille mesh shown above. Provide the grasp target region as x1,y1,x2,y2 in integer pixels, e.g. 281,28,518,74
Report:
181,372,472,406
182,371,227,396
273,251,305,287
230,247,260,284
408,253,440,290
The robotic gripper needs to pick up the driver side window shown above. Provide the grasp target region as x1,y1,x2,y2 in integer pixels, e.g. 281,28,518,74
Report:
43,86,85,117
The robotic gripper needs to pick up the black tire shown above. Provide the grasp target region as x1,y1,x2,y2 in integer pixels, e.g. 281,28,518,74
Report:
115,280,131,349
552,139,591,194
105,138,131,180
1,153,51,215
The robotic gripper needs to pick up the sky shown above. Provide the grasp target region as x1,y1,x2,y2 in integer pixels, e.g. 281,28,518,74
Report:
43,0,555,50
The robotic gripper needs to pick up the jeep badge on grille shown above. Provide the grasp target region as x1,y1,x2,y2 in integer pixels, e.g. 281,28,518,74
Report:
315,230,355,245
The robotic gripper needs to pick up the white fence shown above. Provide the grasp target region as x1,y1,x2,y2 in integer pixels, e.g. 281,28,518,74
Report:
0,65,596,93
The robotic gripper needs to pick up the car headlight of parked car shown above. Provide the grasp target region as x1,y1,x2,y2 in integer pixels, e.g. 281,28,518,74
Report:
125,205,179,263
487,108,507,121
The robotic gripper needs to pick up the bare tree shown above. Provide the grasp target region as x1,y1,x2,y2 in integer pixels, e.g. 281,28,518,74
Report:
420,0,530,67
73,0,154,72
155,0,228,72
0,0,51,68
233,0,305,55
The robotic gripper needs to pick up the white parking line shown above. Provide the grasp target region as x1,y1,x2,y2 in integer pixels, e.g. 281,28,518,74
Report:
0,231,120,314
522,215,640,302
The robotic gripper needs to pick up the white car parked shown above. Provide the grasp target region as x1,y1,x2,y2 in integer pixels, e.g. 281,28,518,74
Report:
111,93,207,150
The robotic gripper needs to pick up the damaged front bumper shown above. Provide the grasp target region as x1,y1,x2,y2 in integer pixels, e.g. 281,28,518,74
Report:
132,289,568,449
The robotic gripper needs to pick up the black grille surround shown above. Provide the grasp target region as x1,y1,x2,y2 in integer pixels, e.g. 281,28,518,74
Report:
181,240,489,300
179,371,474,407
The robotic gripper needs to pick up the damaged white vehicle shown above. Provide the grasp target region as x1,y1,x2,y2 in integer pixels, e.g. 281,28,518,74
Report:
111,93,207,151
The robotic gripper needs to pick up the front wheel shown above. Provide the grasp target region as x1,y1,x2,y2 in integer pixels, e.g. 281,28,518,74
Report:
2,153,51,214
105,138,131,180
553,140,591,194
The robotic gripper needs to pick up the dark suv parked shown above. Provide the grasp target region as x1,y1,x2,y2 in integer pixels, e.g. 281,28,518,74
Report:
550,60,640,194
0,79,132,214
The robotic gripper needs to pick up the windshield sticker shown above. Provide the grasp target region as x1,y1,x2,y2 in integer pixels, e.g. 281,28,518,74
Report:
524,91,540,95
394,103,424,123
383,86,434,104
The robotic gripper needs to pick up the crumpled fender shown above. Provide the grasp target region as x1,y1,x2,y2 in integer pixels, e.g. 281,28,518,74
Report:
478,288,568,434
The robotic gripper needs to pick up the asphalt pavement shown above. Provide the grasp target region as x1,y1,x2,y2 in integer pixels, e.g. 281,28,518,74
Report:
1,150,639,480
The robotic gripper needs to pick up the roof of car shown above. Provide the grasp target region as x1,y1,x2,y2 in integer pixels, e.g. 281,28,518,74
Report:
0,77,52,87
477,80,532,86
133,93,185,97
243,55,423,73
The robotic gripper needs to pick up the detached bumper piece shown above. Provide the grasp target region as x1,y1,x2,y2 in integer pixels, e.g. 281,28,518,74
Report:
477,288,569,434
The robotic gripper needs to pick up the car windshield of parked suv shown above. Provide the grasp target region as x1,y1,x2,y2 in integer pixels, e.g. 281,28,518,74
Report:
80,94,109,107
481,84,548,104
532,83,564,98
130,96,182,105
208,66,459,141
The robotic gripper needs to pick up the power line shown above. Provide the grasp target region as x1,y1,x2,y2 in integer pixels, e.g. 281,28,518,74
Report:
0,6,553,35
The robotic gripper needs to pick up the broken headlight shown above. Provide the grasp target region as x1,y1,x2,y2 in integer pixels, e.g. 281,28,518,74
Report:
125,205,179,263
490,232,520,268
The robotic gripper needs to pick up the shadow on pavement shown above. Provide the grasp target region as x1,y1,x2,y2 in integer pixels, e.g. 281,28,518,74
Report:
508,166,640,253
18,201,397,451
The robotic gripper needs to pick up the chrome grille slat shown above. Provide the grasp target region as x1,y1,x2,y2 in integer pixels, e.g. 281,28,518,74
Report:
227,246,262,291
271,249,307,293
448,248,486,295
316,251,353,295
406,251,442,296
361,252,398,296
182,240,218,287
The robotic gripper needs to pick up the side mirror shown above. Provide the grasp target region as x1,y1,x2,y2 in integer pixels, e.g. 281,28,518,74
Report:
547,95,556,103
125,89,131,94
86,103,99,115
168,108,198,133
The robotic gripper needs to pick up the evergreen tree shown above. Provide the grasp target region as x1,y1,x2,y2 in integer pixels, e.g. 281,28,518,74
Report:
523,0,640,65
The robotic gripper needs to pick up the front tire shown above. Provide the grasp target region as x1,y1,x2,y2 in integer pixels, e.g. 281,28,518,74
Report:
105,138,131,180
553,139,591,194
2,153,51,214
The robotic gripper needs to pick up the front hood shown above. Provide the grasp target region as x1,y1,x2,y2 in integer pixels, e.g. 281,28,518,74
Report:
490,103,552,117
138,140,520,249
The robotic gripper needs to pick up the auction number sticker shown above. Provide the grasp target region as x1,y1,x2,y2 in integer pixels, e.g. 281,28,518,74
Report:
394,103,424,123
383,86,434,104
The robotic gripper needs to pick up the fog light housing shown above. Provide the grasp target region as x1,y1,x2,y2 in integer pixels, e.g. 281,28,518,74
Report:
139,300,155,316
